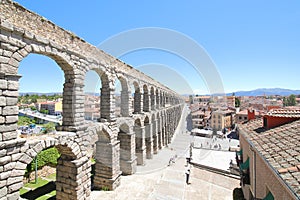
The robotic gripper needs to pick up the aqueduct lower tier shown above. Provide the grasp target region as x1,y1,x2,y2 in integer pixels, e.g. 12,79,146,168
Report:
0,0,185,199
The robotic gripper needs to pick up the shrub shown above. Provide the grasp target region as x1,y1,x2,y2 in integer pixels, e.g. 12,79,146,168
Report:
28,147,61,172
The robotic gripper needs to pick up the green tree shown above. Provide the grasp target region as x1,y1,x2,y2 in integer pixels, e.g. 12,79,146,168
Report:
28,147,60,171
30,94,39,103
288,94,296,106
235,97,241,108
41,109,49,115
283,97,288,107
43,122,56,133
18,116,35,126
283,95,296,106
30,106,37,111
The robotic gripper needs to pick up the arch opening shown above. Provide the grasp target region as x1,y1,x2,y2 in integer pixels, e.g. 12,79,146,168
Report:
84,70,101,122
19,142,90,200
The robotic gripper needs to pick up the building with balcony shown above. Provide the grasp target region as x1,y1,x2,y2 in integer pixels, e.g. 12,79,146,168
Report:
190,102,211,129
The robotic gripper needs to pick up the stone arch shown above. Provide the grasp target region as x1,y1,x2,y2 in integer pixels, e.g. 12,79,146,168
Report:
14,136,90,200
150,86,156,111
165,93,170,106
161,110,167,146
12,45,84,129
151,113,158,154
97,126,112,143
115,74,131,117
144,115,153,159
134,118,146,165
86,123,113,152
92,122,121,191
143,85,150,112
86,66,115,122
117,122,136,175
155,88,160,109
132,81,142,114
161,91,166,107
156,112,162,150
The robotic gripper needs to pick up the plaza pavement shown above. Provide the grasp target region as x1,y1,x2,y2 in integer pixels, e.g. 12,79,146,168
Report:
91,105,240,199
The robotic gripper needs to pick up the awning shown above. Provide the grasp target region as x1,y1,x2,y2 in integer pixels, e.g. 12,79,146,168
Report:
263,192,274,200
239,157,249,170
236,149,243,155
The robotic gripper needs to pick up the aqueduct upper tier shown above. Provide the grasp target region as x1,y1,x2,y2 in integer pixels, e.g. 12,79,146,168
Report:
0,0,185,199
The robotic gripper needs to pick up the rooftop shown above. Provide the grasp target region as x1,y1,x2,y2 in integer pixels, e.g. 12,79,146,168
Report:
213,110,234,115
191,110,205,115
239,119,300,198
236,109,262,116
265,109,300,118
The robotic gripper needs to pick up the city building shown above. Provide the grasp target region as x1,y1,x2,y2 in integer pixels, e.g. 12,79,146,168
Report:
84,95,101,121
190,102,211,129
193,95,211,103
211,110,234,131
36,101,62,116
237,110,300,200
263,109,300,129
191,110,211,129
235,109,262,124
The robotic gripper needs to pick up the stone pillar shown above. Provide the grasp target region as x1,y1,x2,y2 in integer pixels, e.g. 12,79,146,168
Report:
152,119,158,154
162,95,166,107
120,90,131,117
56,157,91,200
118,132,137,175
61,72,85,131
151,94,156,111
133,92,142,114
165,114,170,144
161,114,165,146
0,73,20,142
0,139,26,200
93,140,121,190
100,86,116,122
167,114,172,144
143,92,150,112
134,125,146,165
156,94,160,109
0,73,26,199
162,126,166,146
145,122,153,159
157,118,162,150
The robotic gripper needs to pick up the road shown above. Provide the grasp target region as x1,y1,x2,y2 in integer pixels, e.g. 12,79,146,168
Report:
91,104,240,200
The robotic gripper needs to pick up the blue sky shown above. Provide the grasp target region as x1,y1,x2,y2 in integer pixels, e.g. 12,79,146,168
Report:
15,0,300,94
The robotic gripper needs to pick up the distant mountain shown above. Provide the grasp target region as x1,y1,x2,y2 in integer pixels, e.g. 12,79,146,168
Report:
232,88,300,96
20,92,62,96
20,88,300,97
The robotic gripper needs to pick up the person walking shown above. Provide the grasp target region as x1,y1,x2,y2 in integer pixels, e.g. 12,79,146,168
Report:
185,168,191,184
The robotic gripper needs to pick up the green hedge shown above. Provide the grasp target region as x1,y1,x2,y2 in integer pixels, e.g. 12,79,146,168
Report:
28,147,60,172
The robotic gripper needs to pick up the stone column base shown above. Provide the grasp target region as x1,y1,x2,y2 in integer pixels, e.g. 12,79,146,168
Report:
120,157,137,175
93,172,121,191
136,148,146,165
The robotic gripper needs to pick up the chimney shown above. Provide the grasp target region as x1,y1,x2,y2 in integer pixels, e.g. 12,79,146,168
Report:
248,109,255,121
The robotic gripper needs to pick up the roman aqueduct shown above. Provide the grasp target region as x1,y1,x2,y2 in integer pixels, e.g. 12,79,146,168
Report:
0,0,184,199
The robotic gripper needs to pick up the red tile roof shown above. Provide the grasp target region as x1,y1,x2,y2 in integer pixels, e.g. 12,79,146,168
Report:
265,109,300,118
239,119,300,198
